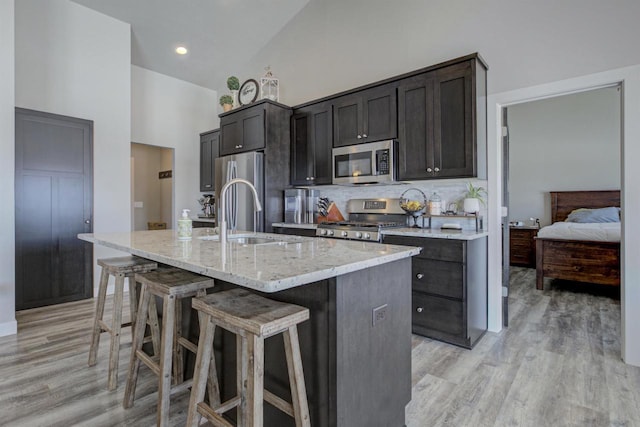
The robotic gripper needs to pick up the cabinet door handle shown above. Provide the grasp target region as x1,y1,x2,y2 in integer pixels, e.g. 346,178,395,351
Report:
416,307,424,313
362,133,367,138
416,273,424,279
357,135,362,139
434,167,440,172
426,168,433,173
235,144,243,149
309,176,315,180
205,184,212,188
85,219,91,224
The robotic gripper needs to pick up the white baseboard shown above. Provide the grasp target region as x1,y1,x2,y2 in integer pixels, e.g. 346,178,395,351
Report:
0,319,17,337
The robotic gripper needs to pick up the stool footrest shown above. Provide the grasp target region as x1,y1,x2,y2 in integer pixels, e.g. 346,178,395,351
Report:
135,350,160,376
264,389,295,417
178,336,198,354
197,402,234,427
214,396,241,414
169,379,193,396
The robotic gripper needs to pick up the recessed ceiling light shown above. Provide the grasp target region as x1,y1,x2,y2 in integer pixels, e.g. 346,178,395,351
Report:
175,46,188,55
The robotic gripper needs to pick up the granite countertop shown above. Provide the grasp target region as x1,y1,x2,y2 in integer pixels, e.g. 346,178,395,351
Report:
78,229,420,293
272,223,487,240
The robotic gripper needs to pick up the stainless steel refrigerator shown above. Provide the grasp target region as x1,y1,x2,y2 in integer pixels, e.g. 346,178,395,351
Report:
215,151,265,233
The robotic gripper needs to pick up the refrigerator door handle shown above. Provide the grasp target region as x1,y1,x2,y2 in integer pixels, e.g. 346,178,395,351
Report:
227,160,238,231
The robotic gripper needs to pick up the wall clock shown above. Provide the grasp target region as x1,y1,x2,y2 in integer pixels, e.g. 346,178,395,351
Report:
239,79,259,105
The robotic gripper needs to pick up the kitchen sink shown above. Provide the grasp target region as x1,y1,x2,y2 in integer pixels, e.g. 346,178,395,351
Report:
230,236,286,245
198,233,300,245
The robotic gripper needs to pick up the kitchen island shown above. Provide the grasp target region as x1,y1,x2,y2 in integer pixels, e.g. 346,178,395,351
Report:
79,229,420,427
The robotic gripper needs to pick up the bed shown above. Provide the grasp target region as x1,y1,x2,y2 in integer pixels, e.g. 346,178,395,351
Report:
535,190,620,290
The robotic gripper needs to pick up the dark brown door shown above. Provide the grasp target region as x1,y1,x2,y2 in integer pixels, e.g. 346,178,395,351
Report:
15,108,93,310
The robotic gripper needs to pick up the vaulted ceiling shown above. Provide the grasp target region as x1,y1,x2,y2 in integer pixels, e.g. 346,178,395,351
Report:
71,0,309,91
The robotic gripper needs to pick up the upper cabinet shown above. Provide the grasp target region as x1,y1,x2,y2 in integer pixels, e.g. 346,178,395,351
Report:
200,129,219,192
219,105,265,156
332,84,397,147
291,102,333,186
397,57,487,180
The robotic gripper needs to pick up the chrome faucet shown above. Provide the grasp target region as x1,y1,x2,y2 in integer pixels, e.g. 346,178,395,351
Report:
219,178,262,242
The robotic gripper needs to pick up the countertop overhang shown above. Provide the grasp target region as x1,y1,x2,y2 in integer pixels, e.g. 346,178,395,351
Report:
79,229,420,293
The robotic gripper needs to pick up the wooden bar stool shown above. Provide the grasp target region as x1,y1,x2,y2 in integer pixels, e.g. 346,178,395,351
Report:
186,288,311,427
123,266,216,427
88,256,158,391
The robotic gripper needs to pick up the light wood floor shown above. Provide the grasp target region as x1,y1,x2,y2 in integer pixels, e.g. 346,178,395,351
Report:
1,268,638,426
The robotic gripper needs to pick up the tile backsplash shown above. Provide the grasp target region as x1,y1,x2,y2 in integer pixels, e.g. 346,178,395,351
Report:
298,178,488,228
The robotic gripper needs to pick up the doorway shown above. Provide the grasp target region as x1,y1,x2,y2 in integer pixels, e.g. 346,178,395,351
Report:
502,85,622,324
15,108,93,310
130,142,174,231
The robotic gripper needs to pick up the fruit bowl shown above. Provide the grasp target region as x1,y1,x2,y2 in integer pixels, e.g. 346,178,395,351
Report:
399,188,427,227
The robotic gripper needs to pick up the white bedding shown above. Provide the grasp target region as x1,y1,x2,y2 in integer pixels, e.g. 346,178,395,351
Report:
537,222,621,242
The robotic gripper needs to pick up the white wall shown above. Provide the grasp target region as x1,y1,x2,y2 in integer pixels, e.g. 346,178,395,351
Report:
131,66,218,226
0,0,17,336
508,86,621,226
230,0,640,105
14,0,131,303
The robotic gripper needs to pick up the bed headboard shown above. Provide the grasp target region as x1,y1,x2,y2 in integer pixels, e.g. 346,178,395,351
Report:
550,190,621,222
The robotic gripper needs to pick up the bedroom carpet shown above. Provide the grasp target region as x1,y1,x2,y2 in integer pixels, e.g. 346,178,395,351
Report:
0,268,638,426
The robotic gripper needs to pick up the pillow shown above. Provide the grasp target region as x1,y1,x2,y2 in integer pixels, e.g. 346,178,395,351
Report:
565,206,620,223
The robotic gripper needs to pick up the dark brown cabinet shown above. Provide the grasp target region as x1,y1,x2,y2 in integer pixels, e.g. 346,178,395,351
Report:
382,234,487,349
397,57,487,180
332,84,397,147
509,226,538,268
219,104,265,156
199,129,219,192
291,102,333,185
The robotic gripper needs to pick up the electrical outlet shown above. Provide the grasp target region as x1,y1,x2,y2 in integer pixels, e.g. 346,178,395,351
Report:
372,304,388,327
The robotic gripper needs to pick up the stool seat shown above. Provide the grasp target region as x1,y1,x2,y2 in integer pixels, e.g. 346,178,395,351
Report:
187,289,311,427
136,267,215,297
97,256,158,275
193,289,310,338
88,256,157,391
124,266,216,427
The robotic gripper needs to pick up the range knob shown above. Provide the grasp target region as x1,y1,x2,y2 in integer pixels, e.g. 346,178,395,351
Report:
341,231,348,237
355,232,363,238
328,230,334,236
363,233,371,240
319,229,327,236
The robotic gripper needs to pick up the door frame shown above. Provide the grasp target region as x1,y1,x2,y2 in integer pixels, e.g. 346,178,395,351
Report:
487,65,640,366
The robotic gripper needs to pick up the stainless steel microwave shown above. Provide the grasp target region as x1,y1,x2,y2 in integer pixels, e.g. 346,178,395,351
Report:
332,140,396,185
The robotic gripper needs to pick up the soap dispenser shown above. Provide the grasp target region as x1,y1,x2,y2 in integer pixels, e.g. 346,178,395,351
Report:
178,209,192,240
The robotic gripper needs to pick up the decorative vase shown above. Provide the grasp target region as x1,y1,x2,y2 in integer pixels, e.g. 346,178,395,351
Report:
222,103,233,112
230,90,239,108
463,198,480,214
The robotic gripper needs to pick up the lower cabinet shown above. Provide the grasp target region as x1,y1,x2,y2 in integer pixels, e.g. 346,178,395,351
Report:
383,235,488,348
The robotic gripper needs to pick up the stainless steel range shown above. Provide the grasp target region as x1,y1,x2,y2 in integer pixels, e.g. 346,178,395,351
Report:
316,198,406,241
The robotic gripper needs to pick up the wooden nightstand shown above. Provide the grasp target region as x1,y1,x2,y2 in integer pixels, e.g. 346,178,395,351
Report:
509,226,539,268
